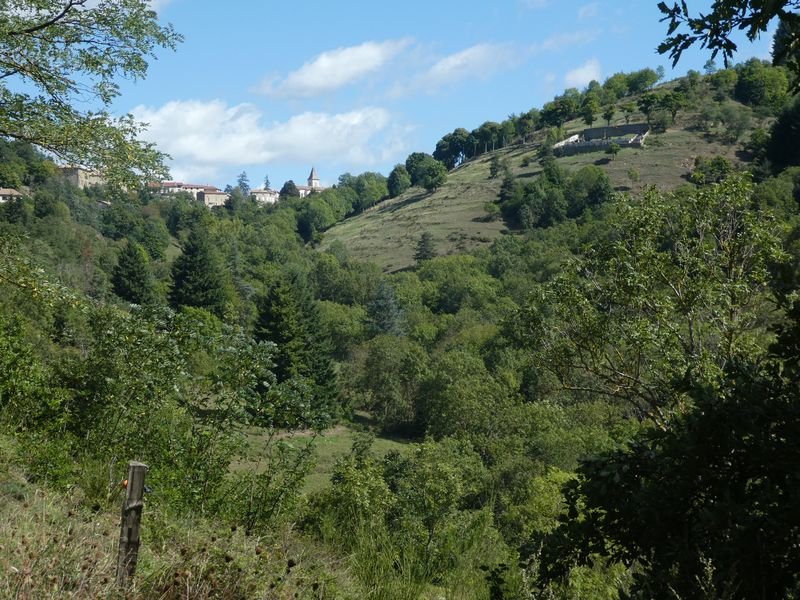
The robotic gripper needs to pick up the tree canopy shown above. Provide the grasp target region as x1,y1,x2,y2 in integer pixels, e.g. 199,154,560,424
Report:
658,1,800,84
0,0,182,186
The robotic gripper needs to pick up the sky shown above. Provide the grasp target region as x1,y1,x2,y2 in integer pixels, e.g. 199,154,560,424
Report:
115,0,777,190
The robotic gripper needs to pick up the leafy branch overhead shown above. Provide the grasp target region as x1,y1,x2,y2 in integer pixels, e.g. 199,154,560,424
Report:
0,0,182,186
658,1,800,80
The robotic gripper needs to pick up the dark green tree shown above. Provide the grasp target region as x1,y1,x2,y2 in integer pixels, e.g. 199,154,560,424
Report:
279,180,300,199
254,277,338,415
366,279,404,336
420,159,447,192
236,171,250,196
387,164,412,198
540,361,800,599
414,232,436,263
767,96,800,169
169,226,231,318
112,239,158,305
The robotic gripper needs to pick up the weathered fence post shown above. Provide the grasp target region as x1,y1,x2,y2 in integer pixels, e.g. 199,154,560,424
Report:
116,461,148,589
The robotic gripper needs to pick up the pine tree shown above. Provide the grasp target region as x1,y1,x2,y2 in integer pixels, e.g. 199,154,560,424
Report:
254,276,338,415
366,279,405,335
112,239,158,305
414,232,436,264
169,226,230,318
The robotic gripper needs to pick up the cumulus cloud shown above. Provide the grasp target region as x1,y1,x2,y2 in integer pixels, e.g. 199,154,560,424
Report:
132,100,403,181
578,3,599,19
565,58,601,88
257,39,412,98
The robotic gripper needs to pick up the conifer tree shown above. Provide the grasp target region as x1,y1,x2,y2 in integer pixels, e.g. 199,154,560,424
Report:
112,239,158,305
255,276,338,415
366,279,405,335
414,232,436,264
170,226,230,318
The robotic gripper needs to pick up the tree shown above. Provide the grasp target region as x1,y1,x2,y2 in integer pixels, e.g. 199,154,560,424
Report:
170,226,231,318
279,180,300,199
414,232,436,263
255,276,338,413
112,239,158,305
540,361,800,599
658,1,800,85
236,171,250,196
581,96,600,126
405,152,431,186
263,174,271,189
0,0,181,186
620,102,636,123
637,92,660,125
387,164,411,198
601,105,615,127
519,175,785,425
660,90,688,122
420,159,447,192
626,68,660,93
767,96,800,170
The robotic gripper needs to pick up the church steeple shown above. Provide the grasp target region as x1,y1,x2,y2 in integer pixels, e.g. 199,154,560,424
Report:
308,166,320,189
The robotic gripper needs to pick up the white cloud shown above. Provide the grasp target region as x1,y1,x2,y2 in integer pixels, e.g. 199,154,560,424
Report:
399,43,518,95
132,100,404,182
565,58,601,88
578,3,599,19
257,39,412,98
533,30,599,53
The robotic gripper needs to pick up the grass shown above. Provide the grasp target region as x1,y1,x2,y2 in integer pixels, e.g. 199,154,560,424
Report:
235,423,412,494
320,101,759,272
0,435,359,599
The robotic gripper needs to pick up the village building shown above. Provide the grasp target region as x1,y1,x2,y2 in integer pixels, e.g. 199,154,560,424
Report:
0,187,23,203
198,189,229,208
297,166,324,198
148,180,231,208
251,167,326,203
250,188,280,204
59,166,105,189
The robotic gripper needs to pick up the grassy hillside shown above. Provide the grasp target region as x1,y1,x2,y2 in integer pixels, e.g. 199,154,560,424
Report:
320,100,753,272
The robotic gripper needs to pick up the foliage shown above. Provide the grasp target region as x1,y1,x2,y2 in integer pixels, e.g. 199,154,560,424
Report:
169,226,232,318
0,0,181,186
767,95,800,170
540,361,800,599
387,163,411,198
658,0,800,84
112,238,158,305
519,176,786,424
414,231,436,263
279,179,300,198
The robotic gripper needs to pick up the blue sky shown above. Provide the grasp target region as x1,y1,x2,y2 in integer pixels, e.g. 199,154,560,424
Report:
118,0,776,189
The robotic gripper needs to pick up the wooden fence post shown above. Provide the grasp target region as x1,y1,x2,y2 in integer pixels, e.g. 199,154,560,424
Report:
116,461,148,589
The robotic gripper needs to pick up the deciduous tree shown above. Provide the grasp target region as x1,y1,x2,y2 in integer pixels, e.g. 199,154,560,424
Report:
0,0,182,186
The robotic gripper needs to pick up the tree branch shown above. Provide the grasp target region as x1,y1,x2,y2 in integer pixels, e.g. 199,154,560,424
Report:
8,0,85,37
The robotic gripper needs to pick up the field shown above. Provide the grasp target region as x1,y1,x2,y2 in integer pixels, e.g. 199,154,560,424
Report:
320,109,752,272
236,424,412,493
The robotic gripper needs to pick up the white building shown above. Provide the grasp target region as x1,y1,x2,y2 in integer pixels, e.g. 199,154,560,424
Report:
0,187,23,203
251,188,280,204
297,166,324,198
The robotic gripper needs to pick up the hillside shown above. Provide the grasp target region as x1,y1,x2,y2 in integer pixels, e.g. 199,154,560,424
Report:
320,93,754,271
